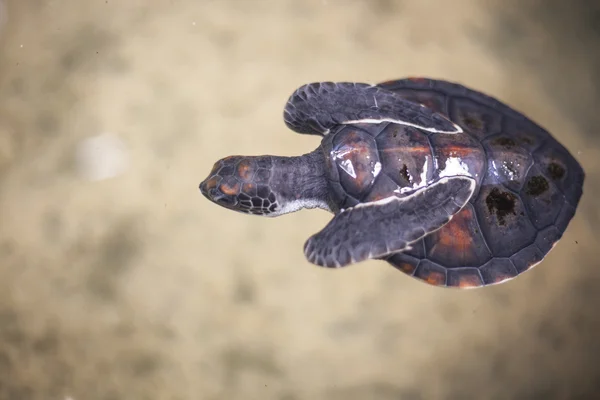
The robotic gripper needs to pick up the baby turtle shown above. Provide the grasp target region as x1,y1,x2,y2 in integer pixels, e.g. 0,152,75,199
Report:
200,78,585,288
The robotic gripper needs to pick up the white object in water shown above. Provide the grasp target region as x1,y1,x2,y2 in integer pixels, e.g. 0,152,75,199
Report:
75,133,129,181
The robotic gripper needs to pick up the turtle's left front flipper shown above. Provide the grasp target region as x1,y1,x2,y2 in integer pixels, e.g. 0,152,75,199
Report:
304,176,476,268
283,82,462,136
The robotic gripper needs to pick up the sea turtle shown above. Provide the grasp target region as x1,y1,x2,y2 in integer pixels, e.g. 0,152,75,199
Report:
199,78,585,288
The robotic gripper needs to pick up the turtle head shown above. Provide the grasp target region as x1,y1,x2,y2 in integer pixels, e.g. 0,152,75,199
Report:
200,155,284,216
200,152,331,217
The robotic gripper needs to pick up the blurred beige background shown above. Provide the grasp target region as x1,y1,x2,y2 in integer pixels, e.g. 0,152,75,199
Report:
0,1,598,399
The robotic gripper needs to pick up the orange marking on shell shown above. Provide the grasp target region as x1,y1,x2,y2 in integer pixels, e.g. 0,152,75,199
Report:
424,271,445,286
242,183,254,193
237,160,253,181
382,145,430,155
436,208,476,257
456,273,483,288
220,182,240,195
342,132,373,158
353,165,373,186
397,262,416,275
439,145,476,159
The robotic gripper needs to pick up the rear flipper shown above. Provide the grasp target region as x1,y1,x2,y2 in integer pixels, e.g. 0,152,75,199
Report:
304,176,476,268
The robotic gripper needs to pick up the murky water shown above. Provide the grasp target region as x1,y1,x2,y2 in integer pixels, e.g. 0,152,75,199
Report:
0,1,598,399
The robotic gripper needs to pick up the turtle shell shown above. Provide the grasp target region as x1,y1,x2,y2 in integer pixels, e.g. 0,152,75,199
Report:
326,78,585,288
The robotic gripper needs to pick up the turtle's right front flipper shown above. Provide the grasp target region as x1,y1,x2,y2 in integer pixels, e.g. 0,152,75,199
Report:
303,176,476,268
283,82,462,136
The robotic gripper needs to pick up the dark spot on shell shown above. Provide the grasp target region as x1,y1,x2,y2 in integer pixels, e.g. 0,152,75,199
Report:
492,137,516,148
547,162,565,180
463,114,483,130
485,188,517,225
526,175,549,196
521,136,533,145
399,164,410,182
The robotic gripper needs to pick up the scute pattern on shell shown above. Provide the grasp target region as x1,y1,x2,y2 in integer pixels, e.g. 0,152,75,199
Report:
376,78,584,288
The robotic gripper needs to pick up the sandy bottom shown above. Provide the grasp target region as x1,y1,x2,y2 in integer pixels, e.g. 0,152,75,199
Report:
0,1,599,399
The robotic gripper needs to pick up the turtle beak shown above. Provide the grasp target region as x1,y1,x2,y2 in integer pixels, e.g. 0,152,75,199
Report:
199,159,224,199
199,175,219,200
199,179,209,197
